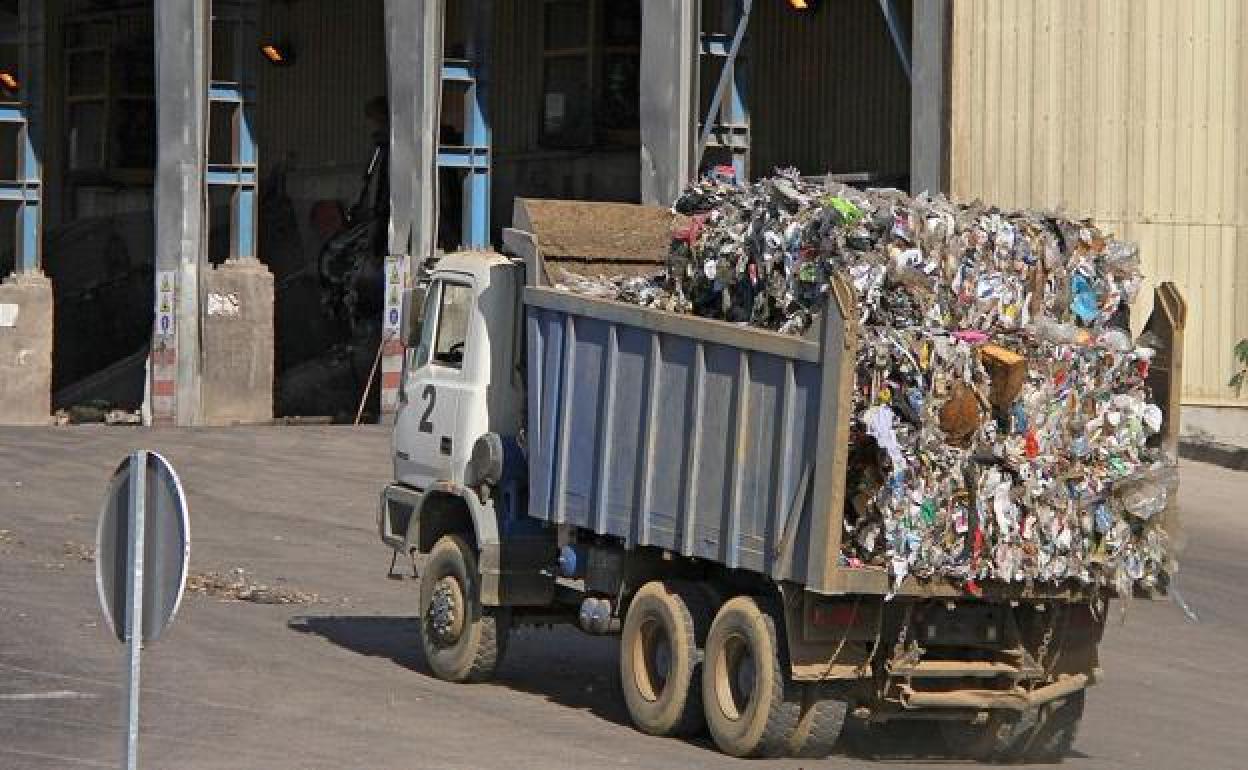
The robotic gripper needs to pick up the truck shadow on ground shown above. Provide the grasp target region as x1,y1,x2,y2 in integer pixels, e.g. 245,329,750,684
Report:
284,614,1035,763
286,614,673,741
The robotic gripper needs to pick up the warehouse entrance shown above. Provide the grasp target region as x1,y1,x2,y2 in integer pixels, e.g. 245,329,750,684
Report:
700,0,914,189
39,1,157,418
247,0,391,420
484,0,644,235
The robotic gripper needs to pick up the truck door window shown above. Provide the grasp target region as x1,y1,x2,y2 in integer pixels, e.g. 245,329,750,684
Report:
433,282,472,369
411,281,440,369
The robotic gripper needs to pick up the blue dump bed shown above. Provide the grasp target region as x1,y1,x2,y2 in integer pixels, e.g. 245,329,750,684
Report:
523,280,861,595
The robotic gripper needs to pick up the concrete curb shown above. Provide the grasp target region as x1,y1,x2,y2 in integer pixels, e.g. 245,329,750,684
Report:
1180,440,1248,472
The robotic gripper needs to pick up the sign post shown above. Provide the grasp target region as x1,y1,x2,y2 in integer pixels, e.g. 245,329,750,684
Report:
122,453,145,769
96,450,190,770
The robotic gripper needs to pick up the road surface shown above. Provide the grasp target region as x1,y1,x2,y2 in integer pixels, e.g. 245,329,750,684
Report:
1,427,1244,769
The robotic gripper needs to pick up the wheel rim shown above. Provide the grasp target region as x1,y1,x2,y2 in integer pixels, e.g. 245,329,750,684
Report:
714,632,755,721
428,575,465,646
632,615,671,702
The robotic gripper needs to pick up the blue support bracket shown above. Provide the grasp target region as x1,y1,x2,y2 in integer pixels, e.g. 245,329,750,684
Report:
205,166,258,186
5,0,43,273
698,0,751,182
699,33,732,57
436,146,490,170
205,1,259,262
0,182,41,202
207,83,254,104
441,60,475,84
435,1,492,250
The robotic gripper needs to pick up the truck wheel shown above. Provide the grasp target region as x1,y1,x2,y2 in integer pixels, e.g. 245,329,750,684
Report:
1017,690,1086,763
619,581,710,737
787,685,847,758
701,596,801,758
846,714,939,759
419,534,508,683
938,713,1027,760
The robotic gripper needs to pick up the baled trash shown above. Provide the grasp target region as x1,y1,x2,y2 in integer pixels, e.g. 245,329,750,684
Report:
548,169,1176,597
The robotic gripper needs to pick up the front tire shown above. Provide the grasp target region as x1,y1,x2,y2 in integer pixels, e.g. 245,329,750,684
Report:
419,534,508,682
701,596,801,757
619,581,711,737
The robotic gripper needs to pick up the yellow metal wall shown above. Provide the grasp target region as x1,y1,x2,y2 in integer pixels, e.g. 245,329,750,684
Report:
950,0,1248,405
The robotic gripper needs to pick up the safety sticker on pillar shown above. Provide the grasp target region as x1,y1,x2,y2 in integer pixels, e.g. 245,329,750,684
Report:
152,0,209,426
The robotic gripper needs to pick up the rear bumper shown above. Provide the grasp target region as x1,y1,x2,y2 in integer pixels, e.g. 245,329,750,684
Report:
897,673,1089,712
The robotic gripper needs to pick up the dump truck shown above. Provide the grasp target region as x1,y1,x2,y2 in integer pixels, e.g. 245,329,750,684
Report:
377,198,1186,760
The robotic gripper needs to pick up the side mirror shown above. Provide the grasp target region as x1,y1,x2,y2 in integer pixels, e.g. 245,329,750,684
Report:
401,285,428,348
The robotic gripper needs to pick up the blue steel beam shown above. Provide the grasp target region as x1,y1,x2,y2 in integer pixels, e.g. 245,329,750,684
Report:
437,0,491,250
205,167,258,186
0,183,40,201
205,1,259,261
436,146,490,169
207,84,253,103
698,0,752,181
10,0,43,272
699,33,732,57
441,60,474,83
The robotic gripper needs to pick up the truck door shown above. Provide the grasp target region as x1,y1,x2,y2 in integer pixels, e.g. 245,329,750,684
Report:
394,277,476,489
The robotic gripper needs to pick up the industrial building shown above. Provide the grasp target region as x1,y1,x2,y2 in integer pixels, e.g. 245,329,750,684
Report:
1,0,927,426
4,1,1238,436
948,0,1248,445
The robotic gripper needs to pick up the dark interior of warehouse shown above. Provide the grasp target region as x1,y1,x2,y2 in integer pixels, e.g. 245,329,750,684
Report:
8,0,910,423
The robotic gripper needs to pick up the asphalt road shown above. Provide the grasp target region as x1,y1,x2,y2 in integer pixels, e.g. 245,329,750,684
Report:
1,427,1244,769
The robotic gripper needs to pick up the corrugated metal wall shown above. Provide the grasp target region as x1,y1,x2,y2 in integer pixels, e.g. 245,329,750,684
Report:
950,0,1248,405
256,0,386,171
487,2,544,154
747,0,911,181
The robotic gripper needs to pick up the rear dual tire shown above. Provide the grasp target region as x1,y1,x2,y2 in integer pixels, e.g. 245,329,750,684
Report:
619,581,713,737
938,689,1086,763
701,596,803,758
620,589,849,758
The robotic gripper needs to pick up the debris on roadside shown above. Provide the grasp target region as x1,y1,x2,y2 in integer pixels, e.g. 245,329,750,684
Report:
186,568,321,604
52,400,142,425
63,541,96,563
105,409,142,425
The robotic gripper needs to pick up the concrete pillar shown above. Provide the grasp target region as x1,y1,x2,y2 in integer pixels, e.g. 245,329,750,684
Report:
640,0,700,206
910,0,950,196
382,0,445,417
199,259,273,425
0,272,52,425
152,0,209,426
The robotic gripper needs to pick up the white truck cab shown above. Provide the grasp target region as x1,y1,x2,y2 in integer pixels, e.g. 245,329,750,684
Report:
393,251,525,491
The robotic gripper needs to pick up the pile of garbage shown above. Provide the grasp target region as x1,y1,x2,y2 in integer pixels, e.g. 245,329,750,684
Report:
558,169,1177,596
187,568,321,604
